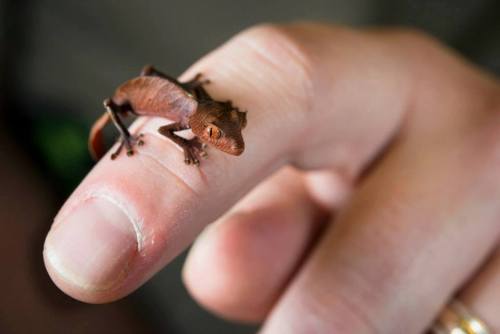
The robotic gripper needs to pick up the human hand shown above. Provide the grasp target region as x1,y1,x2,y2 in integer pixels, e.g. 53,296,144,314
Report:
43,23,500,333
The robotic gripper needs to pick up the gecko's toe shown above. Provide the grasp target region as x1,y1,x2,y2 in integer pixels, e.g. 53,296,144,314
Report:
126,150,134,157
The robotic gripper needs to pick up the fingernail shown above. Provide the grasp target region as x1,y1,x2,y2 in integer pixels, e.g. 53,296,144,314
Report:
44,197,138,292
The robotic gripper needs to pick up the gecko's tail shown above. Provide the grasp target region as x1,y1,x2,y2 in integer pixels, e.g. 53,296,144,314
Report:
88,111,111,160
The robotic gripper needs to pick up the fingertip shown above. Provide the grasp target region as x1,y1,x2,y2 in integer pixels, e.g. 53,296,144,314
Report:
183,215,272,323
43,196,140,303
183,201,318,323
43,246,123,304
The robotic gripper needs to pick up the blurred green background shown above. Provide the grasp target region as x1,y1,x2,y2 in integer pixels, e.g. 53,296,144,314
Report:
1,1,499,333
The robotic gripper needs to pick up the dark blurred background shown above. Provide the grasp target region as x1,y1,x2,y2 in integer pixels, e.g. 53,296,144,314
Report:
1,1,499,333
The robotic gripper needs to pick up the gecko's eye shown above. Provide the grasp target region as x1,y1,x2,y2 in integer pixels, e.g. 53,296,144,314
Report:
206,124,222,140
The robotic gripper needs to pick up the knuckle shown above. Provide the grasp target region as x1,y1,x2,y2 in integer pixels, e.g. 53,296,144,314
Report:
234,23,317,111
294,283,381,334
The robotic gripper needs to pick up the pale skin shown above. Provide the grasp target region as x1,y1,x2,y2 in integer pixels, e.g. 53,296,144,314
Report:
43,23,500,333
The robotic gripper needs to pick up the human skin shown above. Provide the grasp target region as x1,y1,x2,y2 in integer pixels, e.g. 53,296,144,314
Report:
43,23,500,333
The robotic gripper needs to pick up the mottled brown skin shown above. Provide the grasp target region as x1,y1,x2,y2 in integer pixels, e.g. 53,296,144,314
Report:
89,65,247,165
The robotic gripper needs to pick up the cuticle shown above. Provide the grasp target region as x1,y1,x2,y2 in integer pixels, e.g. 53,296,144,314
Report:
51,189,144,253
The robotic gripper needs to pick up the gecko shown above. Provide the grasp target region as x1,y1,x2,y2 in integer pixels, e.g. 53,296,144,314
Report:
89,65,247,165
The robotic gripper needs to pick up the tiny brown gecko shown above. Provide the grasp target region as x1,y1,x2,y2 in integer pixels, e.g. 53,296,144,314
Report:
89,65,247,165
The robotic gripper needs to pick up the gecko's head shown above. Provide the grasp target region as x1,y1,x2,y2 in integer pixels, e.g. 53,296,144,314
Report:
190,102,247,155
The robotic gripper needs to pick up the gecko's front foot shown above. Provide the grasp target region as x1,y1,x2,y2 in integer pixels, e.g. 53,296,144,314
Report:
111,133,145,160
182,138,208,165
183,148,199,166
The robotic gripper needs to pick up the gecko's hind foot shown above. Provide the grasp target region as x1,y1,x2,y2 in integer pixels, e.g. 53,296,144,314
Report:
111,133,145,160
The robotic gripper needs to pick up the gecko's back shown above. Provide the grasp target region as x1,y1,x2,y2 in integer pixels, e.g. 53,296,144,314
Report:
112,76,198,124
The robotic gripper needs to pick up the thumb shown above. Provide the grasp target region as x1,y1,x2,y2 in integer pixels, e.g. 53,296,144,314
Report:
43,23,416,303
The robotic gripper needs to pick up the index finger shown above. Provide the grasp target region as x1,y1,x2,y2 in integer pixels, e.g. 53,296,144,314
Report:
43,23,417,303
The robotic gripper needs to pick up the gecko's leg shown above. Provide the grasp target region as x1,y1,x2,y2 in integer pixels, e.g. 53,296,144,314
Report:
183,73,211,89
103,98,144,160
140,65,180,83
158,123,207,165
140,65,212,100
182,74,212,101
142,65,210,90
141,65,210,88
